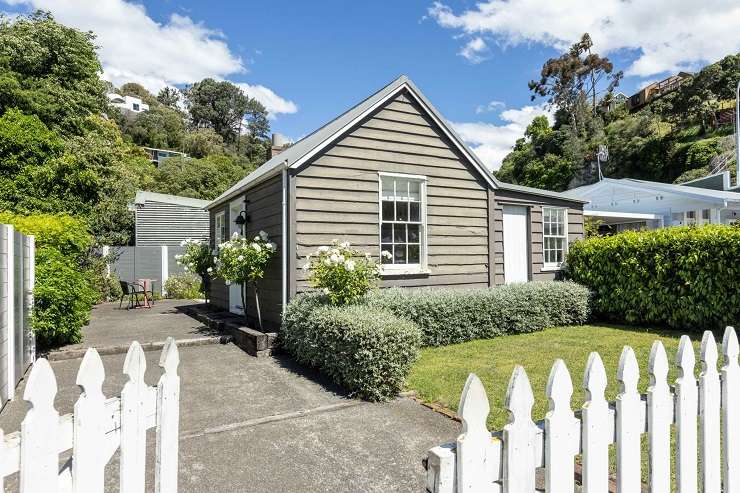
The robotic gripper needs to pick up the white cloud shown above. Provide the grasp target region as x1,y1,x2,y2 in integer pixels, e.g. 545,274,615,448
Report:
475,100,505,114
4,0,297,116
429,0,740,77
459,36,488,63
235,83,298,119
453,104,554,170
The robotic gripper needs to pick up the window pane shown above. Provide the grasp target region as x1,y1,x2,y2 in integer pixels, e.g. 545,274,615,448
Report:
382,201,394,221
702,209,711,220
381,223,392,243
408,244,420,263
396,201,409,221
407,224,420,243
409,180,420,201
395,179,409,200
409,202,420,222
382,178,394,200
394,244,406,264
381,244,393,264
544,222,551,236
394,224,406,243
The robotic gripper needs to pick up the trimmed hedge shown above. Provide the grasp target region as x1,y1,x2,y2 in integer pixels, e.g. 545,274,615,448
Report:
362,281,591,346
281,301,421,401
566,225,740,330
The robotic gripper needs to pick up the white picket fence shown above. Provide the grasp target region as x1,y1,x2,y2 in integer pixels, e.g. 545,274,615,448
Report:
426,326,740,493
0,337,180,492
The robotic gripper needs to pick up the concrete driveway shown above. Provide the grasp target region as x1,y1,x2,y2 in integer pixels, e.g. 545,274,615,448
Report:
0,306,458,491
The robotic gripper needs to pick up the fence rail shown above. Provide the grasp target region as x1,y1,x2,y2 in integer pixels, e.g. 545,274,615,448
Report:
426,326,740,493
0,338,180,492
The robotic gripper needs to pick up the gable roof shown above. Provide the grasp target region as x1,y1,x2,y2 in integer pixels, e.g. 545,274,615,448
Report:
207,75,582,209
562,177,740,206
134,191,210,209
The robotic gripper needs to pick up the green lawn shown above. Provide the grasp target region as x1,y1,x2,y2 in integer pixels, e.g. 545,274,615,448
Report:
408,324,717,484
407,324,710,431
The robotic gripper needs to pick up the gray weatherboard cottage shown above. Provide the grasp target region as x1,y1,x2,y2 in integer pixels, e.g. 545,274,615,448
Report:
206,76,586,329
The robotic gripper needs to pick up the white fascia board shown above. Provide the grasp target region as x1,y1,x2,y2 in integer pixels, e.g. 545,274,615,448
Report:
585,210,664,220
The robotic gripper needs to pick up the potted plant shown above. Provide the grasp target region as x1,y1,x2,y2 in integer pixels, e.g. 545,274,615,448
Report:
215,231,276,329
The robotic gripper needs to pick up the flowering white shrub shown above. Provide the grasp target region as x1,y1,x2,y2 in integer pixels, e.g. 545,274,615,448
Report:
303,239,381,305
215,230,277,326
174,238,214,299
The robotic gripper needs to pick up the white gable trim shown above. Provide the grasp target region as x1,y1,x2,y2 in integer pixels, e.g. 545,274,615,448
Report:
288,82,498,189
582,179,730,207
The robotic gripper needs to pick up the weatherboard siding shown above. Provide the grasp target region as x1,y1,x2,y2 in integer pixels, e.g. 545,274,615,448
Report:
493,189,584,284
135,201,209,246
293,90,491,291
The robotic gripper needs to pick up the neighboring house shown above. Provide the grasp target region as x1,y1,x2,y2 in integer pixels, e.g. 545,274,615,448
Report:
107,93,150,113
562,171,740,232
132,191,210,246
626,72,691,111
143,147,187,167
205,75,586,329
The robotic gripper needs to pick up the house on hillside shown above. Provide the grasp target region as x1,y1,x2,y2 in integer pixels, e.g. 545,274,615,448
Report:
626,72,692,111
107,93,149,113
205,76,586,329
562,171,740,232
132,191,210,246
143,147,187,167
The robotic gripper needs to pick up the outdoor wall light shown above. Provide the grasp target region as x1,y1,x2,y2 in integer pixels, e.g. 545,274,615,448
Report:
234,210,249,226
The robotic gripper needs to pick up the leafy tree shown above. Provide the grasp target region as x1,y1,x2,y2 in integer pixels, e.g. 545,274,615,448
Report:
121,105,186,150
184,78,250,143
149,154,255,200
181,128,226,158
0,11,108,136
157,86,181,109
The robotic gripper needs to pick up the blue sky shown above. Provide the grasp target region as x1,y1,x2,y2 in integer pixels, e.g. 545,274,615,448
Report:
3,0,739,169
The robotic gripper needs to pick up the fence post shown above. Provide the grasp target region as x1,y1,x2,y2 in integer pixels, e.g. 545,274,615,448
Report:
20,359,59,492
675,336,698,493
722,326,740,492
545,359,579,493
26,235,34,364
582,352,610,493
616,346,642,493
102,245,110,278
5,225,15,400
120,341,148,493
699,331,721,492
155,337,180,493
648,341,672,493
161,245,169,297
456,373,494,491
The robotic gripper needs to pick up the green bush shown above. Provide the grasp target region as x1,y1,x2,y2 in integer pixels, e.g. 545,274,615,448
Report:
281,302,421,401
0,212,92,260
566,225,740,330
33,247,95,348
362,282,591,346
164,273,202,299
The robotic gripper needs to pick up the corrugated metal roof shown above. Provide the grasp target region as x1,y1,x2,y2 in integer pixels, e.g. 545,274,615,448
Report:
134,191,210,209
563,178,740,204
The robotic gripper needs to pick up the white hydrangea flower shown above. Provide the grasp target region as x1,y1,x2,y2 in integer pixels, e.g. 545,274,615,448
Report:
180,240,187,247
268,242,277,251
381,250,393,259
302,263,310,271
321,288,330,294
259,230,269,241
254,235,261,242
345,260,355,271
329,254,341,264
252,243,262,252
183,266,189,272
317,246,329,253
340,241,350,249
324,258,332,266
232,232,239,238
237,255,244,261
207,267,213,273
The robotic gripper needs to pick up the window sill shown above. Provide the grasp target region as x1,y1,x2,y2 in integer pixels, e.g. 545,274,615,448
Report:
540,265,563,272
380,269,431,278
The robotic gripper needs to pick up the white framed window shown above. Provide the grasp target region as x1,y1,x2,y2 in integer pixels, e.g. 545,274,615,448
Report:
214,211,226,245
700,209,711,225
543,207,568,269
685,210,697,226
379,172,427,272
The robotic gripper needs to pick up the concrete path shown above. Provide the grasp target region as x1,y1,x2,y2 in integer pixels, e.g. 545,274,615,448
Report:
46,300,223,359
1,343,458,492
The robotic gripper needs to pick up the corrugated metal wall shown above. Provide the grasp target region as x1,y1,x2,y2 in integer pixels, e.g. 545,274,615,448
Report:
135,201,209,246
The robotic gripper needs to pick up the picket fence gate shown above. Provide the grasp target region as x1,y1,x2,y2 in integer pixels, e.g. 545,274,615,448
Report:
426,326,740,493
0,337,180,492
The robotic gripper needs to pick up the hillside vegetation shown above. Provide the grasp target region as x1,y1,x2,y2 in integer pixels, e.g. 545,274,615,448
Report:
495,36,739,191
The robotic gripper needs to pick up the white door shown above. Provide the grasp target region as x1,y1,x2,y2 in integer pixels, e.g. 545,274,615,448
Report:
503,205,529,284
228,199,244,315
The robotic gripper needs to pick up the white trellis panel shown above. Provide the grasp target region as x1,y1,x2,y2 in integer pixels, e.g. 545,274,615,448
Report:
675,336,697,493
722,326,740,492
544,359,579,493
0,339,180,493
425,326,740,493
699,331,721,493
615,346,642,493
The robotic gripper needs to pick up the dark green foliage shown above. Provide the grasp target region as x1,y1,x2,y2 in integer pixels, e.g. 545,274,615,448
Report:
362,282,591,346
121,105,185,150
163,273,202,299
281,300,422,401
0,11,107,136
150,154,255,200
33,247,95,348
566,225,740,330
184,78,250,143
